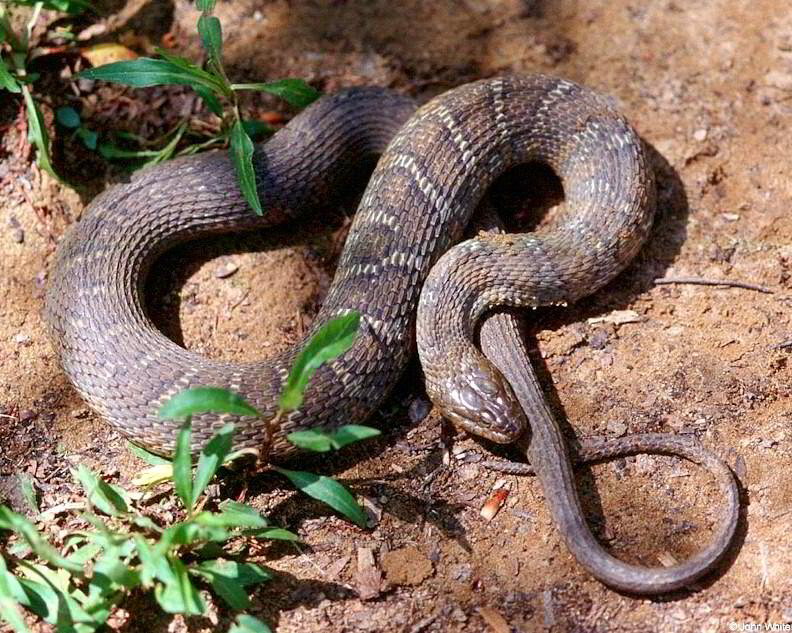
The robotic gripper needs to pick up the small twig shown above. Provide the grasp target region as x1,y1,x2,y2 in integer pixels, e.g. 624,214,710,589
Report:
654,276,773,294
770,339,792,350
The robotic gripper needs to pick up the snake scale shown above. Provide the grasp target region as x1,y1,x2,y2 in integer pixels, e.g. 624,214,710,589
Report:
44,74,738,594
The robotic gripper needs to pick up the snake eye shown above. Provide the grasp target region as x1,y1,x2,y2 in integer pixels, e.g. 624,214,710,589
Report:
469,367,499,396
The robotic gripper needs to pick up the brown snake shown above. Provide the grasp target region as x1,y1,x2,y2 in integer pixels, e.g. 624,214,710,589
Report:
44,75,738,594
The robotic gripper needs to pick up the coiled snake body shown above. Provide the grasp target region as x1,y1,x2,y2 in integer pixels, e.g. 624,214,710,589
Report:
45,75,738,594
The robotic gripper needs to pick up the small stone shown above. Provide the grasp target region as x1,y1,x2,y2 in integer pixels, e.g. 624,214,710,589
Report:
214,261,239,279
408,398,430,424
721,212,740,222
692,128,708,141
77,78,96,93
765,70,792,91
451,563,472,582
11,228,24,243
70,408,89,419
587,328,609,350
607,420,628,436
13,333,31,346
19,410,36,422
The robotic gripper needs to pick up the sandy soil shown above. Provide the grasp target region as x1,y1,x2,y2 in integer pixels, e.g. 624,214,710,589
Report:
2,0,792,631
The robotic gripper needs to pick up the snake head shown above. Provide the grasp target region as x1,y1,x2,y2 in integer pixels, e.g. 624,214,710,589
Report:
436,358,526,444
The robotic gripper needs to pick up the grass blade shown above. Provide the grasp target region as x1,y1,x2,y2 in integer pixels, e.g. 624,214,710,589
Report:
79,57,223,93
159,387,261,420
230,119,262,215
273,468,367,528
191,423,235,505
21,86,58,181
231,78,320,108
287,425,380,452
230,615,272,633
197,15,222,63
0,57,21,93
172,423,193,511
280,312,360,411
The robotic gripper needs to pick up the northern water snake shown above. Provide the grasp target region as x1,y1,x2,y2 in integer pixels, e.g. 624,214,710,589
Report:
44,74,738,594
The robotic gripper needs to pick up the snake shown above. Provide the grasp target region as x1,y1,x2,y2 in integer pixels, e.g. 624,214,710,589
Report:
44,74,738,594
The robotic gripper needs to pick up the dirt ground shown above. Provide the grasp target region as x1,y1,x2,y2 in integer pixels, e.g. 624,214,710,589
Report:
3,0,792,631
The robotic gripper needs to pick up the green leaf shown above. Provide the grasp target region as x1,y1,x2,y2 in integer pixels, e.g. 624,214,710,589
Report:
197,15,222,63
231,78,320,108
199,501,269,529
14,0,95,14
0,506,83,574
21,86,59,181
98,142,162,160
0,557,30,633
0,594,28,633
287,425,381,452
77,126,98,150
273,468,367,528
159,386,261,420
286,430,333,452
241,119,273,140
191,423,235,506
196,0,216,12
195,84,223,116
230,119,262,215
126,441,172,466
0,57,21,93
78,57,224,94
202,572,249,609
280,312,360,411
64,542,103,566
154,557,205,615
72,465,131,516
189,560,272,610
12,576,59,625
92,548,140,589
172,422,193,511
134,536,169,587
329,425,381,449
193,560,273,587
55,106,80,128
250,527,300,541
161,520,230,546
229,614,273,633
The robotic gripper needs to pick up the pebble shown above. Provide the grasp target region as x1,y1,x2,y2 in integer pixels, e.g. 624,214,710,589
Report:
765,69,792,91
587,328,609,350
19,410,36,422
8,215,23,243
607,420,628,436
214,261,239,279
13,333,31,346
692,128,708,141
408,397,430,424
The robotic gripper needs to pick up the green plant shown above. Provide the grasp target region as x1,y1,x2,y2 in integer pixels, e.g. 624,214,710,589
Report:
0,0,93,180
77,0,320,215
0,312,381,632
154,310,376,528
